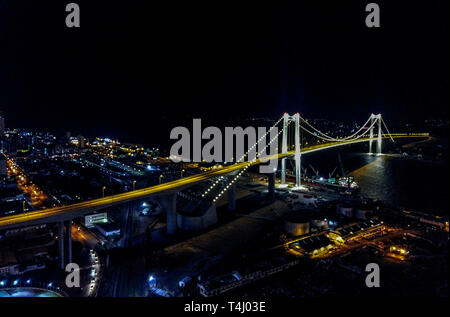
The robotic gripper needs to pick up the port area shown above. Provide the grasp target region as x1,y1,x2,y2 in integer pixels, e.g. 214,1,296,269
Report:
145,188,292,296
212,224,448,297
138,179,448,297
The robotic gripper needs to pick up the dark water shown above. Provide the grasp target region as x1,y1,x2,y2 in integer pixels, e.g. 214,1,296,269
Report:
301,146,449,216
350,155,449,216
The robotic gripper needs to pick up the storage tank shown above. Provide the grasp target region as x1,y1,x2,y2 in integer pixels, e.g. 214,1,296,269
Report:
310,218,329,230
354,205,373,219
284,213,310,236
337,204,353,217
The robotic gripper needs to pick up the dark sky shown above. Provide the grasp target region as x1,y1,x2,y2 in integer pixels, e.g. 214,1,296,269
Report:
0,0,448,145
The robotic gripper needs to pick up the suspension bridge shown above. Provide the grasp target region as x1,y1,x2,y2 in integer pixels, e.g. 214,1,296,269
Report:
0,113,428,267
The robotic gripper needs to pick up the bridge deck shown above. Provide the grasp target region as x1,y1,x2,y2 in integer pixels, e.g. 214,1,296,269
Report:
0,135,428,229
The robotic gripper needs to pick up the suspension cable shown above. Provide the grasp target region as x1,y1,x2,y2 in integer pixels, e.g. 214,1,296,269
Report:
300,115,373,141
211,120,291,203
381,117,395,142
300,116,379,143
202,115,284,198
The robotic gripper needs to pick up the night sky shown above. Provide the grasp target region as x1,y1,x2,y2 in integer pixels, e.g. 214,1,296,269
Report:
0,0,448,145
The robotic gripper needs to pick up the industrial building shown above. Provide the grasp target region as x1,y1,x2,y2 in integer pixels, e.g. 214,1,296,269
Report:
176,193,217,231
329,219,385,242
198,257,300,297
287,233,334,257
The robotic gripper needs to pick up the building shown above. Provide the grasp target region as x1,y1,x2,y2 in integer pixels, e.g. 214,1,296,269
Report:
287,233,334,257
0,250,20,276
0,156,6,178
77,135,85,149
330,219,385,242
198,257,299,297
0,114,5,137
0,114,5,153
96,221,121,237
84,212,108,228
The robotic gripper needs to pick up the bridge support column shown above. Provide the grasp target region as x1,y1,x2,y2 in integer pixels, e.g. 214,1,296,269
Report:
65,220,72,265
58,221,64,270
160,194,177,235
294,113,301,187
122,201,136,248
281,113,289,184
227,182,236,211
376,114,382,154
268,172,275,200
120,204,129,247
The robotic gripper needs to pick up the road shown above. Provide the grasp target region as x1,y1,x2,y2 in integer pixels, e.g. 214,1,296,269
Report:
71,223,101,250
5,157,49,208
0,135,427,230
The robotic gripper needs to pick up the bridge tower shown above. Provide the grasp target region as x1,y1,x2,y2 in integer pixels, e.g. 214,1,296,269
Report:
280,113,302,188
376,114,382,154
368,114,375,154
294,113,301,187
280,113,289,184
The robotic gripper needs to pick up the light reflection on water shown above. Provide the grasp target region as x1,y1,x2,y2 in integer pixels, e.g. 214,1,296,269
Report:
350,155,449,216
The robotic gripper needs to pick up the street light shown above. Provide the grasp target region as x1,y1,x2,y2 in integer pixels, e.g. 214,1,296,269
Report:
102,186,106,198
159,174,164,184
22,200,26,212
132,180,137,191
181,169,185,178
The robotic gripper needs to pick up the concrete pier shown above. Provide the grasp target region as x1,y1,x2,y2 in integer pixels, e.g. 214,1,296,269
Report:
227,182,236,211
64,220,72,265
58,221,64,269
268,173,275,200
160,194,177,234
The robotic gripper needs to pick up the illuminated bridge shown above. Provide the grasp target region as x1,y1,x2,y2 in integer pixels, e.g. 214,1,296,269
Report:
0,113,428,268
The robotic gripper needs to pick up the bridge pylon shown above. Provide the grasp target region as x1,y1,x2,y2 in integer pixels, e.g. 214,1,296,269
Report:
294,113,301,187
376,114,382,154
280,112,301,188
280,113,289,184
369,114,375,154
